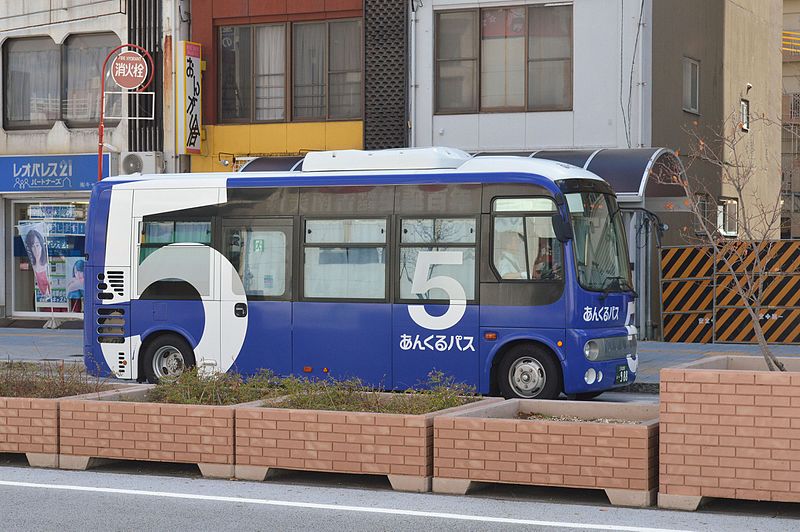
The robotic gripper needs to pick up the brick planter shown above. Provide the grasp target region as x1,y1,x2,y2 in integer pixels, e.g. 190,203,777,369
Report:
234,396,501,492
433,399,659,507
58,386,236,478
1,385,138,468
659,356,800,511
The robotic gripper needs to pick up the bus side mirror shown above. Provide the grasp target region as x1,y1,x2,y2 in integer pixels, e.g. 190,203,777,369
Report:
552,213,573,242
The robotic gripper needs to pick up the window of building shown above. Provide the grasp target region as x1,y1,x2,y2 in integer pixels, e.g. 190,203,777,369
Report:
3,34,121,130
717,198,738,236
219,19,362,123
12,202,88,316
399,218,477,301
740,98,750,131
4,38,60,129
303,219,386,299
693,193,711,234
435,4,572,114
791,93,800,120
682,57,700,114
492,198,562,281
63,33,119,127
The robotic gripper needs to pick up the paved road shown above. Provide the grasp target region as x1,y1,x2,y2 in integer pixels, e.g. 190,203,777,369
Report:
3,326,800,383
0,464,796,531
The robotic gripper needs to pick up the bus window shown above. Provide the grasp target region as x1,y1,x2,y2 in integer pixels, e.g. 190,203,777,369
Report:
303,219,387,299
139,220,211,263
224,225,289,298
492,198,563,281
399,218,476,300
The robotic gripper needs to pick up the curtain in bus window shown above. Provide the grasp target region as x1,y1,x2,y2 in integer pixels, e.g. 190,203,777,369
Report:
254,25,285,121
139,221,211,263
304,247,385,299
293,22,326,119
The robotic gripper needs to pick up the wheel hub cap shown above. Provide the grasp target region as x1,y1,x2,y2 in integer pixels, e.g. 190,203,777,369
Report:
153,346,185,379
509,357,545,397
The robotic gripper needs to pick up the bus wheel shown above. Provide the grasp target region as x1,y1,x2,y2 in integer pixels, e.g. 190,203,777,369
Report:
142,334,196,384
497,345,562,399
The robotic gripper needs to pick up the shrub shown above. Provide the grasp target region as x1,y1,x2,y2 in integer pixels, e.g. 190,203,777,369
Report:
273,370,478,414
0,361,109,398
148,368,283,405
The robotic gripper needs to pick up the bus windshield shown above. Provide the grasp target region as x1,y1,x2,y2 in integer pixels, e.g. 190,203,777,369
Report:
566,191,632,292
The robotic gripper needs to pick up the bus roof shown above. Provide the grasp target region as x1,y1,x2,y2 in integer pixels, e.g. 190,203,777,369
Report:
102,149,606,188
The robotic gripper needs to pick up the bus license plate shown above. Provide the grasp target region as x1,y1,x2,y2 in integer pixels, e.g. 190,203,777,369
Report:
615,364,629,384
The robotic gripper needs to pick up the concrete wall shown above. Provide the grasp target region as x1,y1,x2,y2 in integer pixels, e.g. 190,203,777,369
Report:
411,0,652,152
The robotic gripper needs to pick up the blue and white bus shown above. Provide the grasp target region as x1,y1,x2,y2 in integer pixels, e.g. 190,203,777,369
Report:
84,148,638,399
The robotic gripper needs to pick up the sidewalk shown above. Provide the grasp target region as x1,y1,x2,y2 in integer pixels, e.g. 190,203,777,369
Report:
636,340,800,384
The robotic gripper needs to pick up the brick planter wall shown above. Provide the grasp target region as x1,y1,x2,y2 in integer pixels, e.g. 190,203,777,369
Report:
433,399,659,507
58,387,235,478
235,397,501,492
0,397,59,467
659,356,800,511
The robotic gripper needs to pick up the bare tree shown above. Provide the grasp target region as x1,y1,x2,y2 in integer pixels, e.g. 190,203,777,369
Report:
655,111,786,371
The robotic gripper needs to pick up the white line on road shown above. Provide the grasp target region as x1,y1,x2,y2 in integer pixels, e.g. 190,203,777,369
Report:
0,479,695,532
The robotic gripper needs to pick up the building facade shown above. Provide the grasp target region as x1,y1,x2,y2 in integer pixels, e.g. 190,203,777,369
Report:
783,0,800,238
0,0,178,322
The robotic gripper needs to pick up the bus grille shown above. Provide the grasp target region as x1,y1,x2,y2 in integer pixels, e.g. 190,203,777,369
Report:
97,307,125,344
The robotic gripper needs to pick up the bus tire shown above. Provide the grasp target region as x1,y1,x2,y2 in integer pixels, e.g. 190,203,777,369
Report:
142,333,196,384
497,344,562,399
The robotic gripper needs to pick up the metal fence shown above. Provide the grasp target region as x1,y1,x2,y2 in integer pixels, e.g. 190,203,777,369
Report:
661,242,800,343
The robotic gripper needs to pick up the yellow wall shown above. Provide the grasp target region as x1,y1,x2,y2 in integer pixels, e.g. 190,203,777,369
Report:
190,121,364,172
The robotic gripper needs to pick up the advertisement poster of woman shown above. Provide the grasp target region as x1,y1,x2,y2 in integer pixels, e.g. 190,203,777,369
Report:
67,258,85,312
19,222,51,300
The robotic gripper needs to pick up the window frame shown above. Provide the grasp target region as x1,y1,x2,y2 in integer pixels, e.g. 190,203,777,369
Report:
3,36,61,131
434,4,574,115
717,197,738,237
489,196,564,283
395,215,480,305
740,98,750,132
682,56,700,115
300,216,390,303
217,18,363,124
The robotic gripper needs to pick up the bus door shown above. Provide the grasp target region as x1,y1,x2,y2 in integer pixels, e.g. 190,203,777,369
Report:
392,217,480,389
221,219,293,375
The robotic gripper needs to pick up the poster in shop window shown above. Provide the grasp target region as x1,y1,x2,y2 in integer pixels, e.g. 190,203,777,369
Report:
18,222,54,309
177,41,202,155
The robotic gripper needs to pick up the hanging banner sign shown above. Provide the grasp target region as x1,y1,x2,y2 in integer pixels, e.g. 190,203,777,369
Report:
176,41,202,155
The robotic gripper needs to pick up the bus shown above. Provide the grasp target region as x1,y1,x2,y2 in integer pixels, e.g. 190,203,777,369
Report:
84,147,638,399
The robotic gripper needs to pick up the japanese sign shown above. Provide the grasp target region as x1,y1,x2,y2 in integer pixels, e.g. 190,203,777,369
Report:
177,41,202,155
0,154,110,192
111,50,149,90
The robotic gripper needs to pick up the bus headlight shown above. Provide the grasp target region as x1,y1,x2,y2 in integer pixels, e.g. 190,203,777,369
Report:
584,368,597,384
583,340,600,361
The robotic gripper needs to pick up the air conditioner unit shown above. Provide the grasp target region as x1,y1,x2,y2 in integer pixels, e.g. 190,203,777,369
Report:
120,152,164,175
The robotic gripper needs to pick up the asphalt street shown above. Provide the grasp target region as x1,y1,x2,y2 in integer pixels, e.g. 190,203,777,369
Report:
0,465,797,532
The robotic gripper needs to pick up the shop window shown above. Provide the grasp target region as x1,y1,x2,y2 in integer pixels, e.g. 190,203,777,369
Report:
435,4,573,114
12,203,88,315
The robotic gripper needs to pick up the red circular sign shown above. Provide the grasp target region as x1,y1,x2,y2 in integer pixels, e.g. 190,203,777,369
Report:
110,51,149,90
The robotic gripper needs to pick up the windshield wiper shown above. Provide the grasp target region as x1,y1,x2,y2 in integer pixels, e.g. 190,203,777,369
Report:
599,276,638,299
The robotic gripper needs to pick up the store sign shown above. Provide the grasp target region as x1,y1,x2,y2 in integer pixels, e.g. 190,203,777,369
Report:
111,50,149,90
176,41,202,155
0,154,110,192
